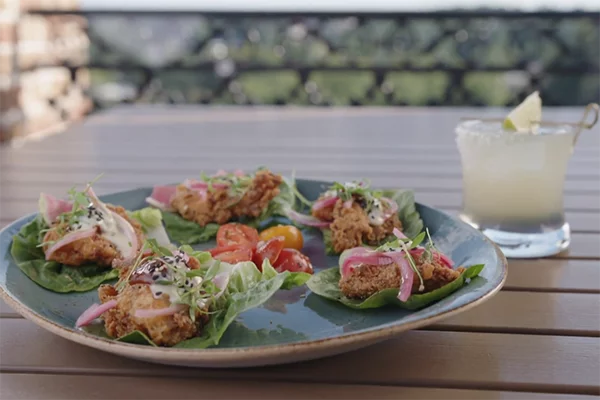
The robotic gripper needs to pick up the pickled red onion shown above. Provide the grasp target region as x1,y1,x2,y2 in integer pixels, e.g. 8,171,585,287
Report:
213,272,231,299
111,211,139,262
397,223,454,269
438,253,454,268
45,228,97,260
341,251,394,278
311,196,338,211
146,185,177,211
286,209,331,228
85,187,112,218
134,304,186,319
381,197,398,219
340,247,415,301
39,193,73,225
76,299,117,327
392,227,407,239
387,252,414,301
86,187,140,261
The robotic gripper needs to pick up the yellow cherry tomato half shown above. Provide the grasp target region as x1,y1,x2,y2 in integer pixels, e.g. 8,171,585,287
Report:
259,225,304,251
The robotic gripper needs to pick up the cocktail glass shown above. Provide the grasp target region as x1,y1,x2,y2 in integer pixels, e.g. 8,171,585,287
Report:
455,104,598,258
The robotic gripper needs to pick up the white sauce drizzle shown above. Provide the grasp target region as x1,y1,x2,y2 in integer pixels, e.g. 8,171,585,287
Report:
367,198,386,226
138,254,206,307
72,204,133,256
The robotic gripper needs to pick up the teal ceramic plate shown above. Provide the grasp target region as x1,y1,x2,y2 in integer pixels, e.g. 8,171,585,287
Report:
0,179,507,368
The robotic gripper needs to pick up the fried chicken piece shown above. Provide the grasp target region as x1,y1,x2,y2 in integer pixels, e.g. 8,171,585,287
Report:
98,284,208,346
312,196,335,222
339,256,465,300
43,205,144,267
327,200,401,254
98,255,209,346
366,213,402,245
170,170,283,227
329,201,371,254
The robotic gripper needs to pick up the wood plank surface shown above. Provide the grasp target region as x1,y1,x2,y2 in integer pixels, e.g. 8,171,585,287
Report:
2,374,597,400
429,292,600,336
503,260,600,293
0,300,17,318
1,106,599,398
1,319,598,395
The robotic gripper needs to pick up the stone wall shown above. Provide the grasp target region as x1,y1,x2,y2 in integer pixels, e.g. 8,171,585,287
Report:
0,0,91,143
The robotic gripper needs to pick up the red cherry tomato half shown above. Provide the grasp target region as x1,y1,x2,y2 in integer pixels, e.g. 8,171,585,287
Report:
272,248,314,274
209,245,243,257
211,246,253,264
216,223,259,249
252,236,285,270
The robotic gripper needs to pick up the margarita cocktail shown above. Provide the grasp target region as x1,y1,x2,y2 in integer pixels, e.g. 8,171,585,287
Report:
456,92,597,258
456,121,575,257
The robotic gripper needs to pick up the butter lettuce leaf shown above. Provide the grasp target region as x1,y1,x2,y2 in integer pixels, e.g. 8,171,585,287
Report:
174,261,290,349
306,264,484,310
384,189,424,239
161,178,296,244
117,330,157,346
128,207,171,246
10,216,118,293
160,211,220,245
117,258,306,348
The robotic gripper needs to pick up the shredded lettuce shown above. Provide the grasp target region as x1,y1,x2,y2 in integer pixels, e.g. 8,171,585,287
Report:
306,264,484,310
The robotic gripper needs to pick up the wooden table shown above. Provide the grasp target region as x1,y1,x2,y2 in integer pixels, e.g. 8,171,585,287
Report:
1,106,599,399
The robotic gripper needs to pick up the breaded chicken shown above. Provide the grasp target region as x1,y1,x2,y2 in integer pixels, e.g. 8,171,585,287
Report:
366,213,401,245
99,254,209,346
171,169,283,227
99,284,208,346
339,256,465,300
312,199,335,222
326,199,401,254
43,205,144,267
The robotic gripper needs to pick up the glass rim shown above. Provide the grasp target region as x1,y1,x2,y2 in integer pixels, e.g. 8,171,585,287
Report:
455,119,577,136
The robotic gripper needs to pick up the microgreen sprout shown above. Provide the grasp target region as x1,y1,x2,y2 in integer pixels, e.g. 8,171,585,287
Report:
329,180,384,214
200,170,253,207
375,232,426,292
119,240,220,322
290,170,313,208
38,174,105,247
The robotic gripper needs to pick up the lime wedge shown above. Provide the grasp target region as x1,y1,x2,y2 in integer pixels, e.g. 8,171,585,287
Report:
503,91,542,133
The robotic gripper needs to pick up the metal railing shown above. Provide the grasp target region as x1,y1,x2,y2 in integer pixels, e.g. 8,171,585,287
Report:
26,9,600,109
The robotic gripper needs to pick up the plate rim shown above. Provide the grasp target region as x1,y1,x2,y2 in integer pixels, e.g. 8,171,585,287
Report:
0,185,508,365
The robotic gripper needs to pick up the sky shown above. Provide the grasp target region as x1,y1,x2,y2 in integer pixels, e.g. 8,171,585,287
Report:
81,0,600,11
